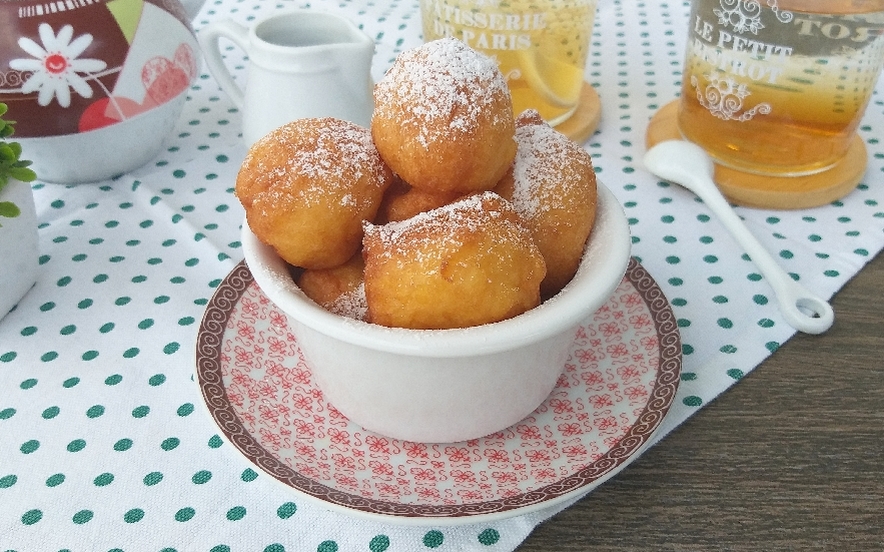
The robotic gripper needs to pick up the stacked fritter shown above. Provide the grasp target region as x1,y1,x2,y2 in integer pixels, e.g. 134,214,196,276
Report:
236,38,597,329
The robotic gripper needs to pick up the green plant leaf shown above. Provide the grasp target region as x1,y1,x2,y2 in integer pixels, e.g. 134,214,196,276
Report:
0,200,21,219
0,101,37,185
9,166,36,182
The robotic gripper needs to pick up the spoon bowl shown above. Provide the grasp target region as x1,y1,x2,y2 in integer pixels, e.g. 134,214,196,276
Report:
643,140,834,335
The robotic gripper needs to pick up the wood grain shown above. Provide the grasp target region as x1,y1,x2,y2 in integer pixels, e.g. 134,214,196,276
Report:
518,252,884,551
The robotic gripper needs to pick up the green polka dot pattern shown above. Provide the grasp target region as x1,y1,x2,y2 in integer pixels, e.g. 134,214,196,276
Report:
0,0,882,551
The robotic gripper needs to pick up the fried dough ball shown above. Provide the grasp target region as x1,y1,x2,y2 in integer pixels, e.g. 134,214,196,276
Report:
375,177,463,224
362,191,546,329
372,38,517,195
236,118,393,269
494,110,598,298
298,253,367,321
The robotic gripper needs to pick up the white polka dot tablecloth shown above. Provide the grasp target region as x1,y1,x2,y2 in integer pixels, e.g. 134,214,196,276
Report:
2,1,883,551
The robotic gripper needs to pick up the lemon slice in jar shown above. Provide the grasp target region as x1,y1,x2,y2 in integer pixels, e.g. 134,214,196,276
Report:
516,47,585,107
515,1,593,108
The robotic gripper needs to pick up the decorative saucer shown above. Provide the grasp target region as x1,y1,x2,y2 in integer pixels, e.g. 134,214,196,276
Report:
196,258,681,525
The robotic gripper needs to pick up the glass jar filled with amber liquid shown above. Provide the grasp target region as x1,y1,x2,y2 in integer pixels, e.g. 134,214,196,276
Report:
420,0,597,127
677,0,884,176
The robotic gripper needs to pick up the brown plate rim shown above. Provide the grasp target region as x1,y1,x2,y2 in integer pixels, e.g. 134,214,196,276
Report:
195,257,682,521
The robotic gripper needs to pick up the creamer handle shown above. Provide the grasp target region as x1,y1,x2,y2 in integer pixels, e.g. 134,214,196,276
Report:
197,19,249,109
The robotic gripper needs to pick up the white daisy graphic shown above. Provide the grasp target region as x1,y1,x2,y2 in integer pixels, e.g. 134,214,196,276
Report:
9,23,108,108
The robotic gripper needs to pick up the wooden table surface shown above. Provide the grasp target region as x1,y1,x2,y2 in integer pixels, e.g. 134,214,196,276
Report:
519,251,884,551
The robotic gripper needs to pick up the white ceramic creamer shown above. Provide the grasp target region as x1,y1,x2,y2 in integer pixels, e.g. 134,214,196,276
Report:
199,9,375,146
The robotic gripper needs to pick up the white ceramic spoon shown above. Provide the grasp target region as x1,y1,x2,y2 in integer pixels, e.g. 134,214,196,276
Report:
643,140,834,335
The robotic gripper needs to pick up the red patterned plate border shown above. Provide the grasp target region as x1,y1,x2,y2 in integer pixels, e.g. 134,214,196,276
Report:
196,258,681,524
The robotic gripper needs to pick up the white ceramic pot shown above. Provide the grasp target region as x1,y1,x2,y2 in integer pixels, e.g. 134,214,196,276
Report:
0,0,199,183
180,0,208,20
15,90,189,184
0,178,39,320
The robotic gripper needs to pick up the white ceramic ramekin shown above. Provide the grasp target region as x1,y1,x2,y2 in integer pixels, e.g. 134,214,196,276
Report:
242,182,631,443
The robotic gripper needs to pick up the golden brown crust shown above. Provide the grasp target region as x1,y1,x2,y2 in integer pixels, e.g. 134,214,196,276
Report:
362,192,546,329
495,110,598,298
298,252,367,320
371,38,516,195
374,177,464,224
236,118,393,269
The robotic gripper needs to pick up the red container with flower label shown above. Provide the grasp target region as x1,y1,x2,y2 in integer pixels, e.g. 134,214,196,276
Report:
0,0,199,183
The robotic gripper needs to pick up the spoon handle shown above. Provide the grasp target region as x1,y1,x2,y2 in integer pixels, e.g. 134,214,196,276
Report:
694,188,834,335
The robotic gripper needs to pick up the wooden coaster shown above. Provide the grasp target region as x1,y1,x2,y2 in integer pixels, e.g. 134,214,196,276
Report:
645,100,868,210
557,83,601,144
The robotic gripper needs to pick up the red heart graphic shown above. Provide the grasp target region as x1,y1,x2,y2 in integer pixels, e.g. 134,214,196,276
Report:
142,43,196,106
77,43,196,133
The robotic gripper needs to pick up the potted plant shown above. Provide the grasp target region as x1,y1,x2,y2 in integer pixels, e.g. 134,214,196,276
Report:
0,101,39,320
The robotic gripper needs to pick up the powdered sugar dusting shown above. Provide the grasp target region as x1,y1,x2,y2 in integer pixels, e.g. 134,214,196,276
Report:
510,113,594,218
329,282,368,321
374,38,510,147
369,192,486,246
249,118,387,210
364,191,528,271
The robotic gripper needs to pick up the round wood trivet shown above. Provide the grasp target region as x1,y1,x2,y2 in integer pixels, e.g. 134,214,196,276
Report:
557,83,602,144
645,100,868,210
